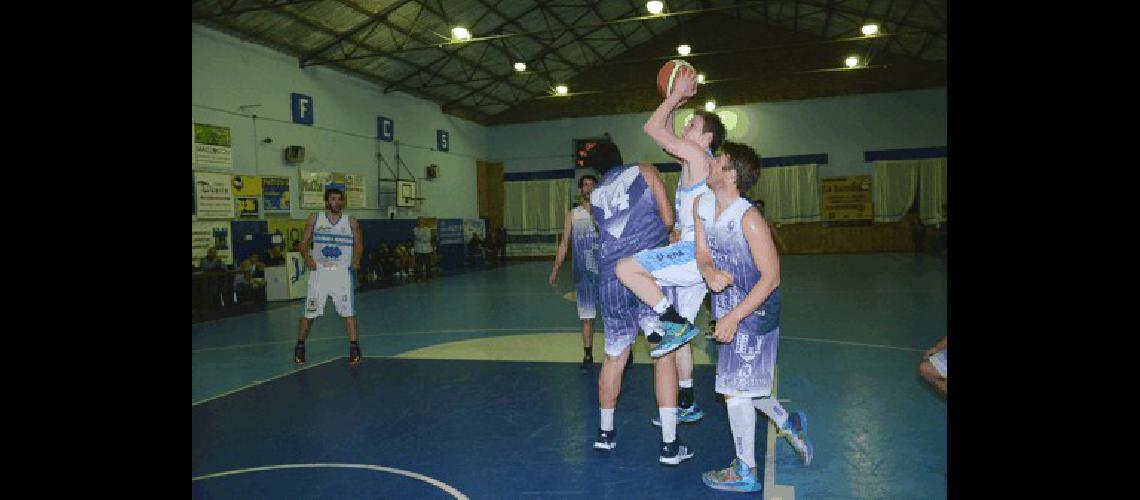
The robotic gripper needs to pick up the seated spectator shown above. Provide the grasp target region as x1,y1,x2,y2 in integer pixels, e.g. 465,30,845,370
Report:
394,243,413,278
197,247,232,308
378,242,396,279
266,245,286,266
235,253,267,291
467,233,485,266
199,247,226,272
364,246,383,284
403,242,416,277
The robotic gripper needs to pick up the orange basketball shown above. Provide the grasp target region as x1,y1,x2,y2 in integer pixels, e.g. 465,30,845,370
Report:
657,59,695,98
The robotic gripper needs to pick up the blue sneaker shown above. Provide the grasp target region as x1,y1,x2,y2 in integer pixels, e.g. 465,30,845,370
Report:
781,411,813,466
702,457,761,493
650,403,705,426
649,320,699,358
593,428,617,450
658,440,694,465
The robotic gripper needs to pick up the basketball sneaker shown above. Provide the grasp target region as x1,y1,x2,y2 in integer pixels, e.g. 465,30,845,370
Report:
593,428,617,450
651,403,705,426
649,319,698,358
781,411,813,466
659,440,694,465
293,342,306,364
702,458,761,493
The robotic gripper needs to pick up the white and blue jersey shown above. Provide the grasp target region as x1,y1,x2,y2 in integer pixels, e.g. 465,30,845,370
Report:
304,212,357,318
699,195,781,397
672,147,715,242
591,164,668,355
627,147,717,324
630,167,712,324
312,212,355,269
570,205,599,319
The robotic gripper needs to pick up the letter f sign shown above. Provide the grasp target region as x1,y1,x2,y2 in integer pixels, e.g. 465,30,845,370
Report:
291,93,314,125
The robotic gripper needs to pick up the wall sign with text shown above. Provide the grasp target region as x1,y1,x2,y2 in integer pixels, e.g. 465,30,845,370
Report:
437,129,449,152
291,93,314,125
378,116,394,141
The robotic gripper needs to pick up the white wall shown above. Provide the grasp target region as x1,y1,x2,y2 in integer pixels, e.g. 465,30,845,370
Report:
193,22,946,221
192,25,487,221
486,88,947,178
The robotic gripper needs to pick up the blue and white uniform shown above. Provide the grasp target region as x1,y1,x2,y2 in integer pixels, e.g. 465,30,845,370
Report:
591,164,668,356
699,195,782,398
570,205,599,319
304,211,357,318
630,148,715,323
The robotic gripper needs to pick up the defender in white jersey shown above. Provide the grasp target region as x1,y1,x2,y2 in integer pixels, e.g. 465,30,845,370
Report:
293,188,366,365
550,174,601,372
616,66,727,361
696,143,812,493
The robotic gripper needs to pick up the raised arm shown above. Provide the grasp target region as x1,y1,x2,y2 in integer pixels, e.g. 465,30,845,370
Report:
642,69,708,168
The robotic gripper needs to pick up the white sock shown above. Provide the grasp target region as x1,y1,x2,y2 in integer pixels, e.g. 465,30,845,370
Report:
600,408,615,431
679,378,693,389
727,397,758,468
753,397,789,430
653,297,670,315
659,407,678,443
640,316,664,339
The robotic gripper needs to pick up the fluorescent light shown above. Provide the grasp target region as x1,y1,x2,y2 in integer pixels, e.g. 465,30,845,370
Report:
861,23,880,36
451,26,471,41
697,73,706,84
705,100,716,112
647,1,664,15
677,44,691,56
514,62,526,72
555,84,569,95
845,56,859,68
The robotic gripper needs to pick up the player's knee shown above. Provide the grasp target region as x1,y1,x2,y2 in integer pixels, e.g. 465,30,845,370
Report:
605,347,630,362
917,360,937,380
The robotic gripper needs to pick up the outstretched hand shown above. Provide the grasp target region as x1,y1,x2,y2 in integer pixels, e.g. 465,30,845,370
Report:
672,68,698,101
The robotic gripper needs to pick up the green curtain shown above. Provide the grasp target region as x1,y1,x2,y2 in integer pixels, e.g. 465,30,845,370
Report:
746,164,821,223
872,159,946,223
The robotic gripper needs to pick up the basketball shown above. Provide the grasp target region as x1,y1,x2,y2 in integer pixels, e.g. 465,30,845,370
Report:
657,59,695,98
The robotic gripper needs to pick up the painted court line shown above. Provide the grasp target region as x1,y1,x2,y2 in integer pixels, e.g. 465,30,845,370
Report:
192,463,467,499
192,356,341,407
192,327,584,353
781,335,923,352
196,330,921,354
764,366,795,500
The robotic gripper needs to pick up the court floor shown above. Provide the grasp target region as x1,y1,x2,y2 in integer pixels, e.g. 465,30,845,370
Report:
192,253,947,499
